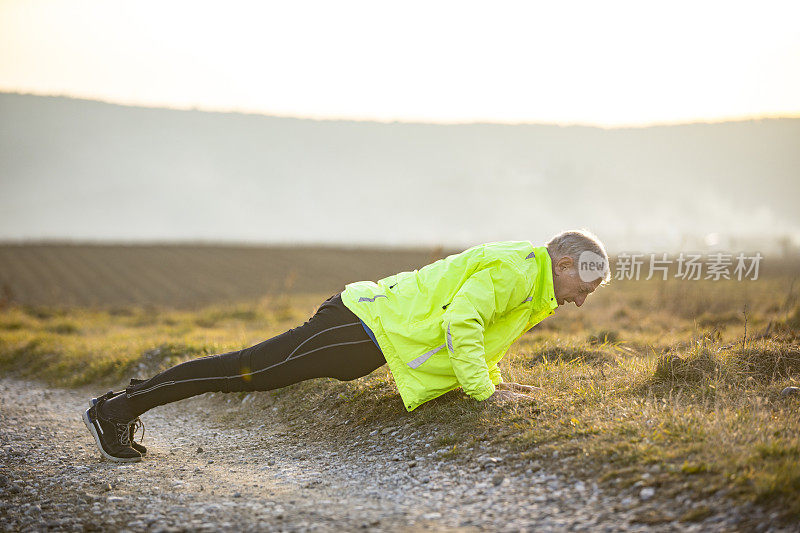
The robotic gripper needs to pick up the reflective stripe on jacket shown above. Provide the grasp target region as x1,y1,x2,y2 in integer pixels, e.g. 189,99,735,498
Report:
340,240,557,411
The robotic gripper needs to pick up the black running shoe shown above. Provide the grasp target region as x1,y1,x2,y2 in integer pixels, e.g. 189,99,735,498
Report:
89,392,147,456
82,391,141,463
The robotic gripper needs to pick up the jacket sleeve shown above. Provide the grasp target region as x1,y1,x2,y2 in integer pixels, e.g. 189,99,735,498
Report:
442,260,526,401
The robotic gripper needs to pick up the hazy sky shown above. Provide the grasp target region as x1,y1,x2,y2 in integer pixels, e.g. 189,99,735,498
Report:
1,0,799,125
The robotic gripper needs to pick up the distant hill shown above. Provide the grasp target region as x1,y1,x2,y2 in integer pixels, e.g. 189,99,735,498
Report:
1,93,798,251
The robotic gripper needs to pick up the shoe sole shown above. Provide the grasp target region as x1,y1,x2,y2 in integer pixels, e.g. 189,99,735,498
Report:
82,407,142,463
89,397,147,456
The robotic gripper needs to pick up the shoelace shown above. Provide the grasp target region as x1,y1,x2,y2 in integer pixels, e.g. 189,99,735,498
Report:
129,417,145,444
115,421,132,446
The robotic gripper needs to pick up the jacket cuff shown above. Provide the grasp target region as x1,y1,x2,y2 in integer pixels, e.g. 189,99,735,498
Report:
469,382,496,402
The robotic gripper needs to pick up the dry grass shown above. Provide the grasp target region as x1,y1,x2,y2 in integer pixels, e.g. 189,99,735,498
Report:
0,293,325,386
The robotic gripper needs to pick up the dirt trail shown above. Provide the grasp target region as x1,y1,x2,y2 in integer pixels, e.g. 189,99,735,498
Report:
0,378,782,532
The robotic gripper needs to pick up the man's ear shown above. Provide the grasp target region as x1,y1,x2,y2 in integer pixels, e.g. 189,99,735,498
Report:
554,256,573,275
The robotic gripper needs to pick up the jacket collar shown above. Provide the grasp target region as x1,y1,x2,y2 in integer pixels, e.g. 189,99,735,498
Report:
522,244,558,312
533,245,558,311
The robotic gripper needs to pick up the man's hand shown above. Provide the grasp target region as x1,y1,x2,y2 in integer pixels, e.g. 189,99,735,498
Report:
496,381,543,394
486,389,534,403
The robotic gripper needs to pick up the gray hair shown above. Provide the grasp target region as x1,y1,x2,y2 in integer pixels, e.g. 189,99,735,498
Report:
546,229,611,284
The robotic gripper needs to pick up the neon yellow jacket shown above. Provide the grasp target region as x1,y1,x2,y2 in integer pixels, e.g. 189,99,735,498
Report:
340,240,557,411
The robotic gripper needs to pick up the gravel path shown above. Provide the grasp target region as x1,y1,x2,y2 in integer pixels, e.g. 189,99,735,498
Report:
0,378,788,532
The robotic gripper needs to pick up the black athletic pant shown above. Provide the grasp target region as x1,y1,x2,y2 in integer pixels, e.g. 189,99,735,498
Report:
107,293,385,420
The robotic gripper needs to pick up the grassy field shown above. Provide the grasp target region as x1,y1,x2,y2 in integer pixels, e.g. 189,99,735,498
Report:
0,243,456,308
1,244,799,525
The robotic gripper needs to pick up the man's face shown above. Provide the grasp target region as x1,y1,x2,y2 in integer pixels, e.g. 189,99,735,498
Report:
552,256,602,307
